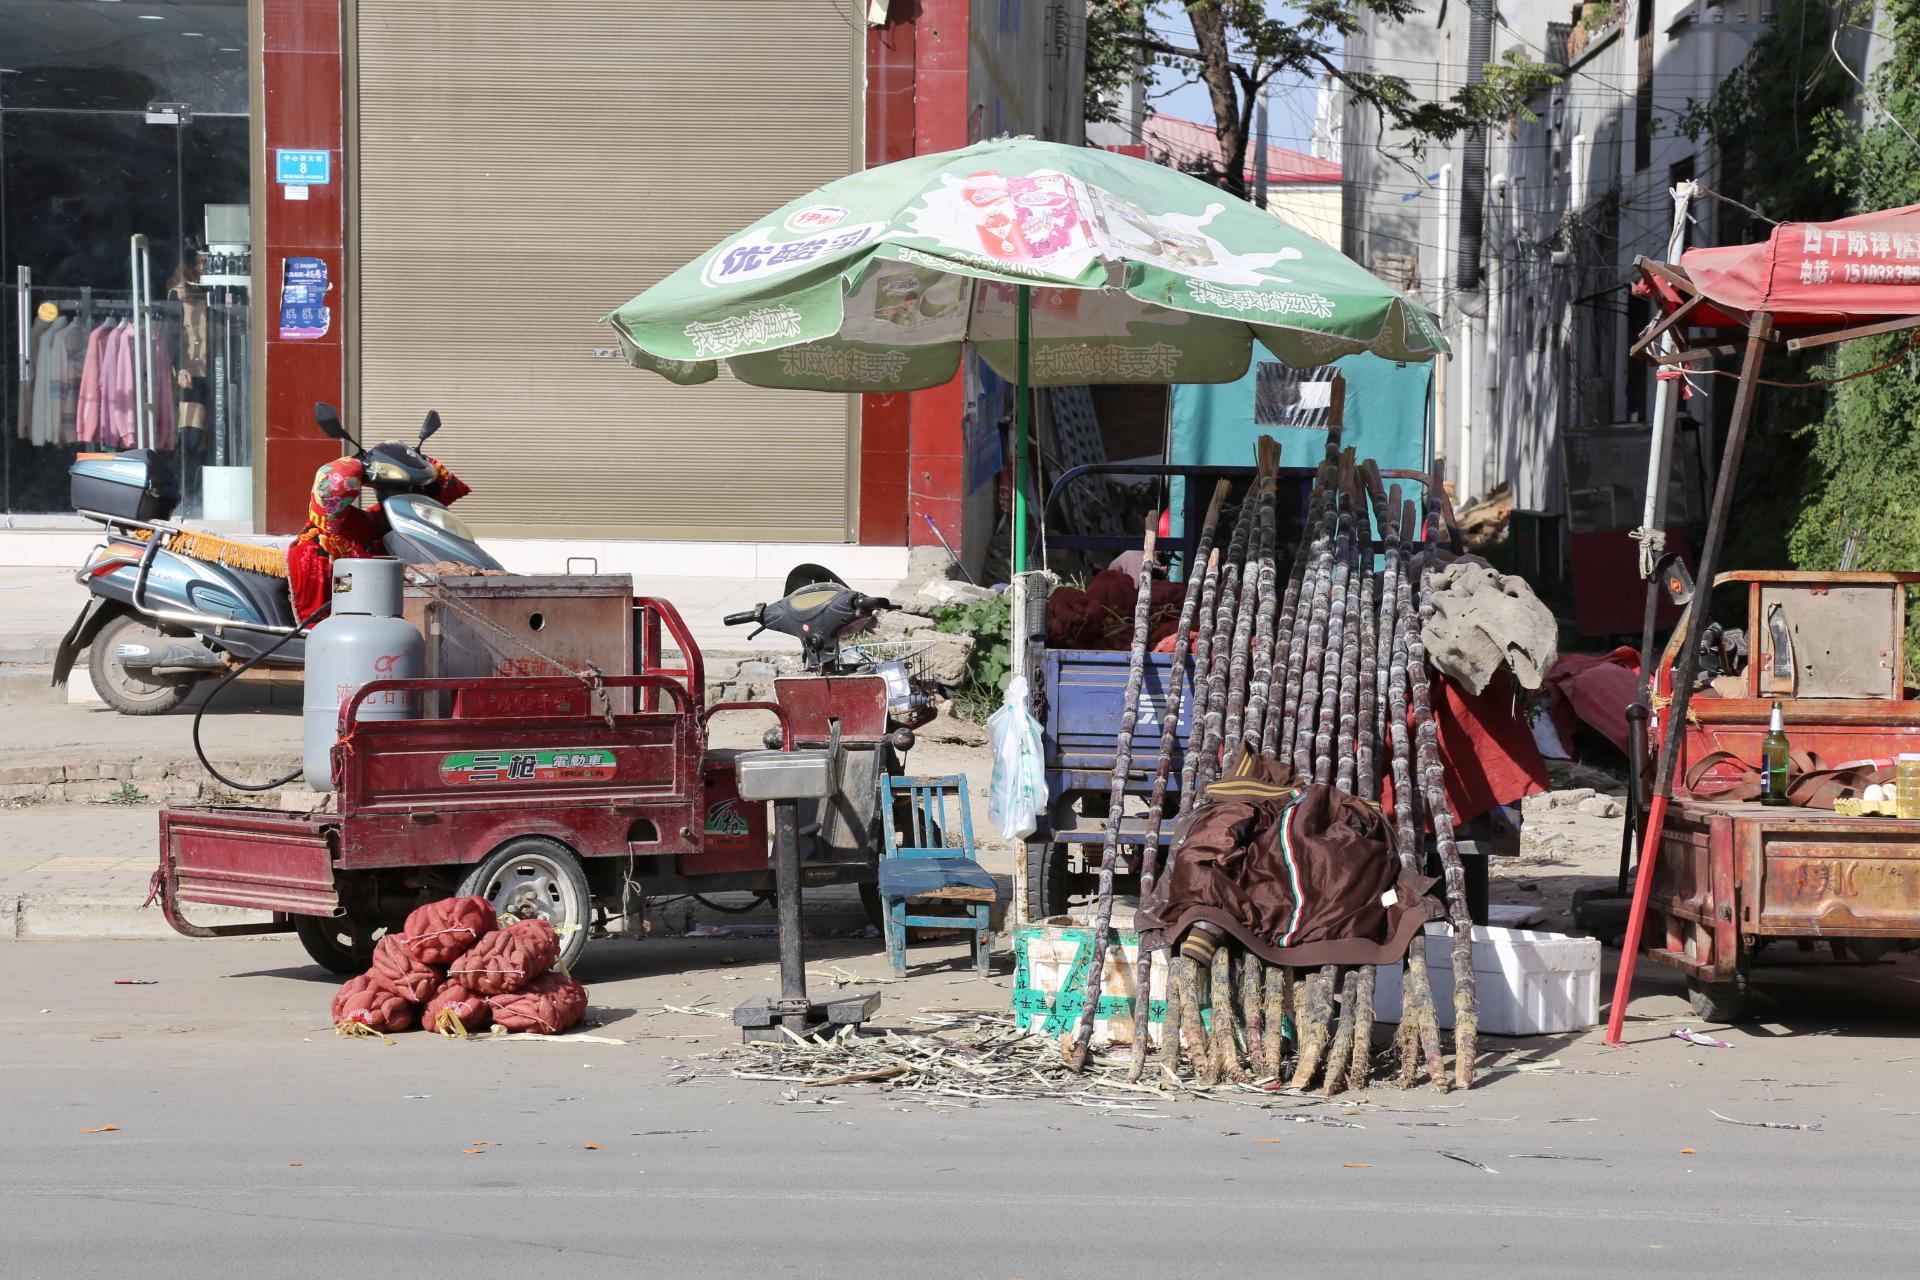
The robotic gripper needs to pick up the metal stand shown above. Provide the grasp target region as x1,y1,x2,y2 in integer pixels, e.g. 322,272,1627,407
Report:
731,754,880,1042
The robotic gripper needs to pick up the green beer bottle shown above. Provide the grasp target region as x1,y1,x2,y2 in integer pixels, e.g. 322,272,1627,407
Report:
1760,701,1790,806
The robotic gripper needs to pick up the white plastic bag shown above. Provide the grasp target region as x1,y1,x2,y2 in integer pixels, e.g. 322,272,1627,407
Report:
988,675,1048,841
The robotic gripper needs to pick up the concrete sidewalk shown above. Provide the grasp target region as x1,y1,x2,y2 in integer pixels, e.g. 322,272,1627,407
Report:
0,561,901,697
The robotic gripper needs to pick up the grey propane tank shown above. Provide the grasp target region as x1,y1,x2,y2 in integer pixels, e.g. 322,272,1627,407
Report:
302,557,423,791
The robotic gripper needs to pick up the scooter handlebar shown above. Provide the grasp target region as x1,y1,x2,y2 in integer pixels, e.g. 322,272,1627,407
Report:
723,609,762,627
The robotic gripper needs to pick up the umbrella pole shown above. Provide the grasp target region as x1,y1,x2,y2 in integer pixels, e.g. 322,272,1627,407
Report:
1013,284,1033,574
1604,311,1773,1047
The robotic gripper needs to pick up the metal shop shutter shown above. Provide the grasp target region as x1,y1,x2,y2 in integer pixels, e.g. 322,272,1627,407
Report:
349,1,861,541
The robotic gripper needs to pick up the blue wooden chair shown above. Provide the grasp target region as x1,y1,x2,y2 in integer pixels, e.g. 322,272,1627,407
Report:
878,774,996,976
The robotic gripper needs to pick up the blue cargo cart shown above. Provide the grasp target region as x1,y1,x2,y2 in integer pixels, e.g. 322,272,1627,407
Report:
1022,460,1511,924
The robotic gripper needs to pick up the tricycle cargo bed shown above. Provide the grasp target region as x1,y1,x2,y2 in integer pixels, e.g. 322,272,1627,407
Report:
1650,797,1920,984
160,806,339,916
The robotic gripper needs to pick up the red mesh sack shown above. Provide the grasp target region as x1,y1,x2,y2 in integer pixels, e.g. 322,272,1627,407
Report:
424,979,491,1035
401,895,499,966
488,972,588,1034
369,934,441,1003
331,973,415,1034
448,918,559,995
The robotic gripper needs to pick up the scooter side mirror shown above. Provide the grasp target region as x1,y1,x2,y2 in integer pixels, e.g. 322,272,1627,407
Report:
314,403,347,440
419,410,442,444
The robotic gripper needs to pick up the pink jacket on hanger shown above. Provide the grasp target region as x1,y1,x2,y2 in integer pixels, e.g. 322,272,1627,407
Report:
75,323,111,445
104,324,136,449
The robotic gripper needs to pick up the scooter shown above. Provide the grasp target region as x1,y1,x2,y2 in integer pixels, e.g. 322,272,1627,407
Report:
728,568,940,905
54,403,501,715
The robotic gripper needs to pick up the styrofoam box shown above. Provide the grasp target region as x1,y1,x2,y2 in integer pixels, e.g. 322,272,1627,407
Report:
1373,925,1600,1036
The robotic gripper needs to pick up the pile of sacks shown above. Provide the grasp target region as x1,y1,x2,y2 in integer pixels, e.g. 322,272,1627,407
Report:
330,895,588,1038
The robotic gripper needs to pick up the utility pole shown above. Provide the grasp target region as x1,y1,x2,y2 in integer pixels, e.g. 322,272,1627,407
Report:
1252,76,1270,209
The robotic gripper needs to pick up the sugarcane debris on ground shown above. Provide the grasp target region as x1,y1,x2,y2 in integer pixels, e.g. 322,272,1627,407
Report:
1060,439,1494,1096
704,1010,1458,1111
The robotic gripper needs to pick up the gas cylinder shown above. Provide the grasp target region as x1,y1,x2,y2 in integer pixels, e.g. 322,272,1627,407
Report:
303,557,423,791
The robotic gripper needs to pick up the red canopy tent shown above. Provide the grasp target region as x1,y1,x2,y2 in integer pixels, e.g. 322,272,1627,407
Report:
1607,206,1920,1045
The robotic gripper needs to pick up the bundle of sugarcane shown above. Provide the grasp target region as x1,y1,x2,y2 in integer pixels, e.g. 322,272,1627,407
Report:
1063,442,1478,1092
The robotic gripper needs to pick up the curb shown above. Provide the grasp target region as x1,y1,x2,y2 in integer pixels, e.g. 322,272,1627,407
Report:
2,893,875,942
6,894,270,941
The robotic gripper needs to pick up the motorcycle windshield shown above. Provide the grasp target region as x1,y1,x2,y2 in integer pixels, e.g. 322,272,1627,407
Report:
382,495,502,570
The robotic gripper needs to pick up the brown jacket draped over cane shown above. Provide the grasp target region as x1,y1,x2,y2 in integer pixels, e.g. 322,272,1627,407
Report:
1138,750,1442,968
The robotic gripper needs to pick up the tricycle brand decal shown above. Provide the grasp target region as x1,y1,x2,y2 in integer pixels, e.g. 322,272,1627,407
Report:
704,798,751,837
438,748,616,785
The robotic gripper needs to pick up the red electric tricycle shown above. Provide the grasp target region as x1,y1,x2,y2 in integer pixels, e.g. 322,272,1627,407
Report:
153,589,915,972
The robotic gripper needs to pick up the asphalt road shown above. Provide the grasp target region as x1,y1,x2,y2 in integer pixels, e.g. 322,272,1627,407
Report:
7,936,1920,1278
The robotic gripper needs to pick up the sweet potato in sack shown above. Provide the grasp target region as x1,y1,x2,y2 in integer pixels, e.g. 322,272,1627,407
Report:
488,972,588,1034
401,895,499,966
448,918,560,995
332,973,415,1034
369,934,441,1003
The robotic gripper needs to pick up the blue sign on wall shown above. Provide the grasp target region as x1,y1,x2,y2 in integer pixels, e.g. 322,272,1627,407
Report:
275,149,330,186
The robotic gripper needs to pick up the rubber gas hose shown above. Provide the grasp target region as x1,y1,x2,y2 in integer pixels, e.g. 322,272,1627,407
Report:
190,600,331,792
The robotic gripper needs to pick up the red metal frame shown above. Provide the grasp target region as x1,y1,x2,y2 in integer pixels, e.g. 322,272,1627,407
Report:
334,674,703,870
635,596,704,713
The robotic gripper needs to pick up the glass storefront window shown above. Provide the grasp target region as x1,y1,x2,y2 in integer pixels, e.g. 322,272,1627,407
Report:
1,0,254,521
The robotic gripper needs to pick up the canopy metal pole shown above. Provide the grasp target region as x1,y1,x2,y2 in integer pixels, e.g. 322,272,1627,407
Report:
1605,311,1773,1046
1013,284,1032,574
1622,182,1698,893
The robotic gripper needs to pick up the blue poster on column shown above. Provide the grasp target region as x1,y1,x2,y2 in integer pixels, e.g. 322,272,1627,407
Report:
279,256,331,340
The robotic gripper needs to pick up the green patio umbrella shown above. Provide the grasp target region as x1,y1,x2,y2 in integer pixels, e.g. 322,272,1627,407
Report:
605,137,1443,571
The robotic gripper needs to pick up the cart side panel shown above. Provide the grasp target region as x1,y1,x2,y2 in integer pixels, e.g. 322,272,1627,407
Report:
1043,648,1192,801
1647,802,1726,982
1752,814,1920,937
694,753,770,875
335,712,698,869
162,806,339,915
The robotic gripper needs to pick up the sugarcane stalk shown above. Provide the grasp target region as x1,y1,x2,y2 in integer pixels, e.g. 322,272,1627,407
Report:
1238,949,1267,1079
1291,496,1336,781
1274,460,1335,759
1354,474,1381,803
1240,444,1282,753
1158,953,1185,1079
1312,493,1349,786
1261,965,1292,1080
1177,955,1213,1084
1334,481,1363,796
1126,482,1230,1083
1178,520,1229,814
1196,491,1260,792
1319,967,1361,1096
1209,944,1249,1083
1383,488,1448,1091
1286,965,1336,1089
1407,521,1479,1090
1067,517,1158,1074
1348,962,1378,1086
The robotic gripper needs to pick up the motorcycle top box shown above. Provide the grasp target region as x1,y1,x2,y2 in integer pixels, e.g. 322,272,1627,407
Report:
70,451,180,522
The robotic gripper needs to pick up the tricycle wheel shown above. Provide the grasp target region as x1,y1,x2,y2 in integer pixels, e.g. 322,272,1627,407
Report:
294,913,380,974
461,836,592,970
1027,840,1098,923
1686,974,1752,1024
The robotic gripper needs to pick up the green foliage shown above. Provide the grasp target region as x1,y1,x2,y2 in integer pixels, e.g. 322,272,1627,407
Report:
101,781,150,806
1673,0,1854,582
1680,0,1920,672
931,591,1014,721
1793,0,1920,675
1084,1,1557,192
1581,2,1616,32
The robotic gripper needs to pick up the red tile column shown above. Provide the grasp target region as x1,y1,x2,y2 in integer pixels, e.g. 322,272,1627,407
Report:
857,3,917,546
906,0,970,550
258,0,346,533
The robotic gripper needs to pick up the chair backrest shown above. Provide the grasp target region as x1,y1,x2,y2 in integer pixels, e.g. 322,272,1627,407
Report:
879,774,975,860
